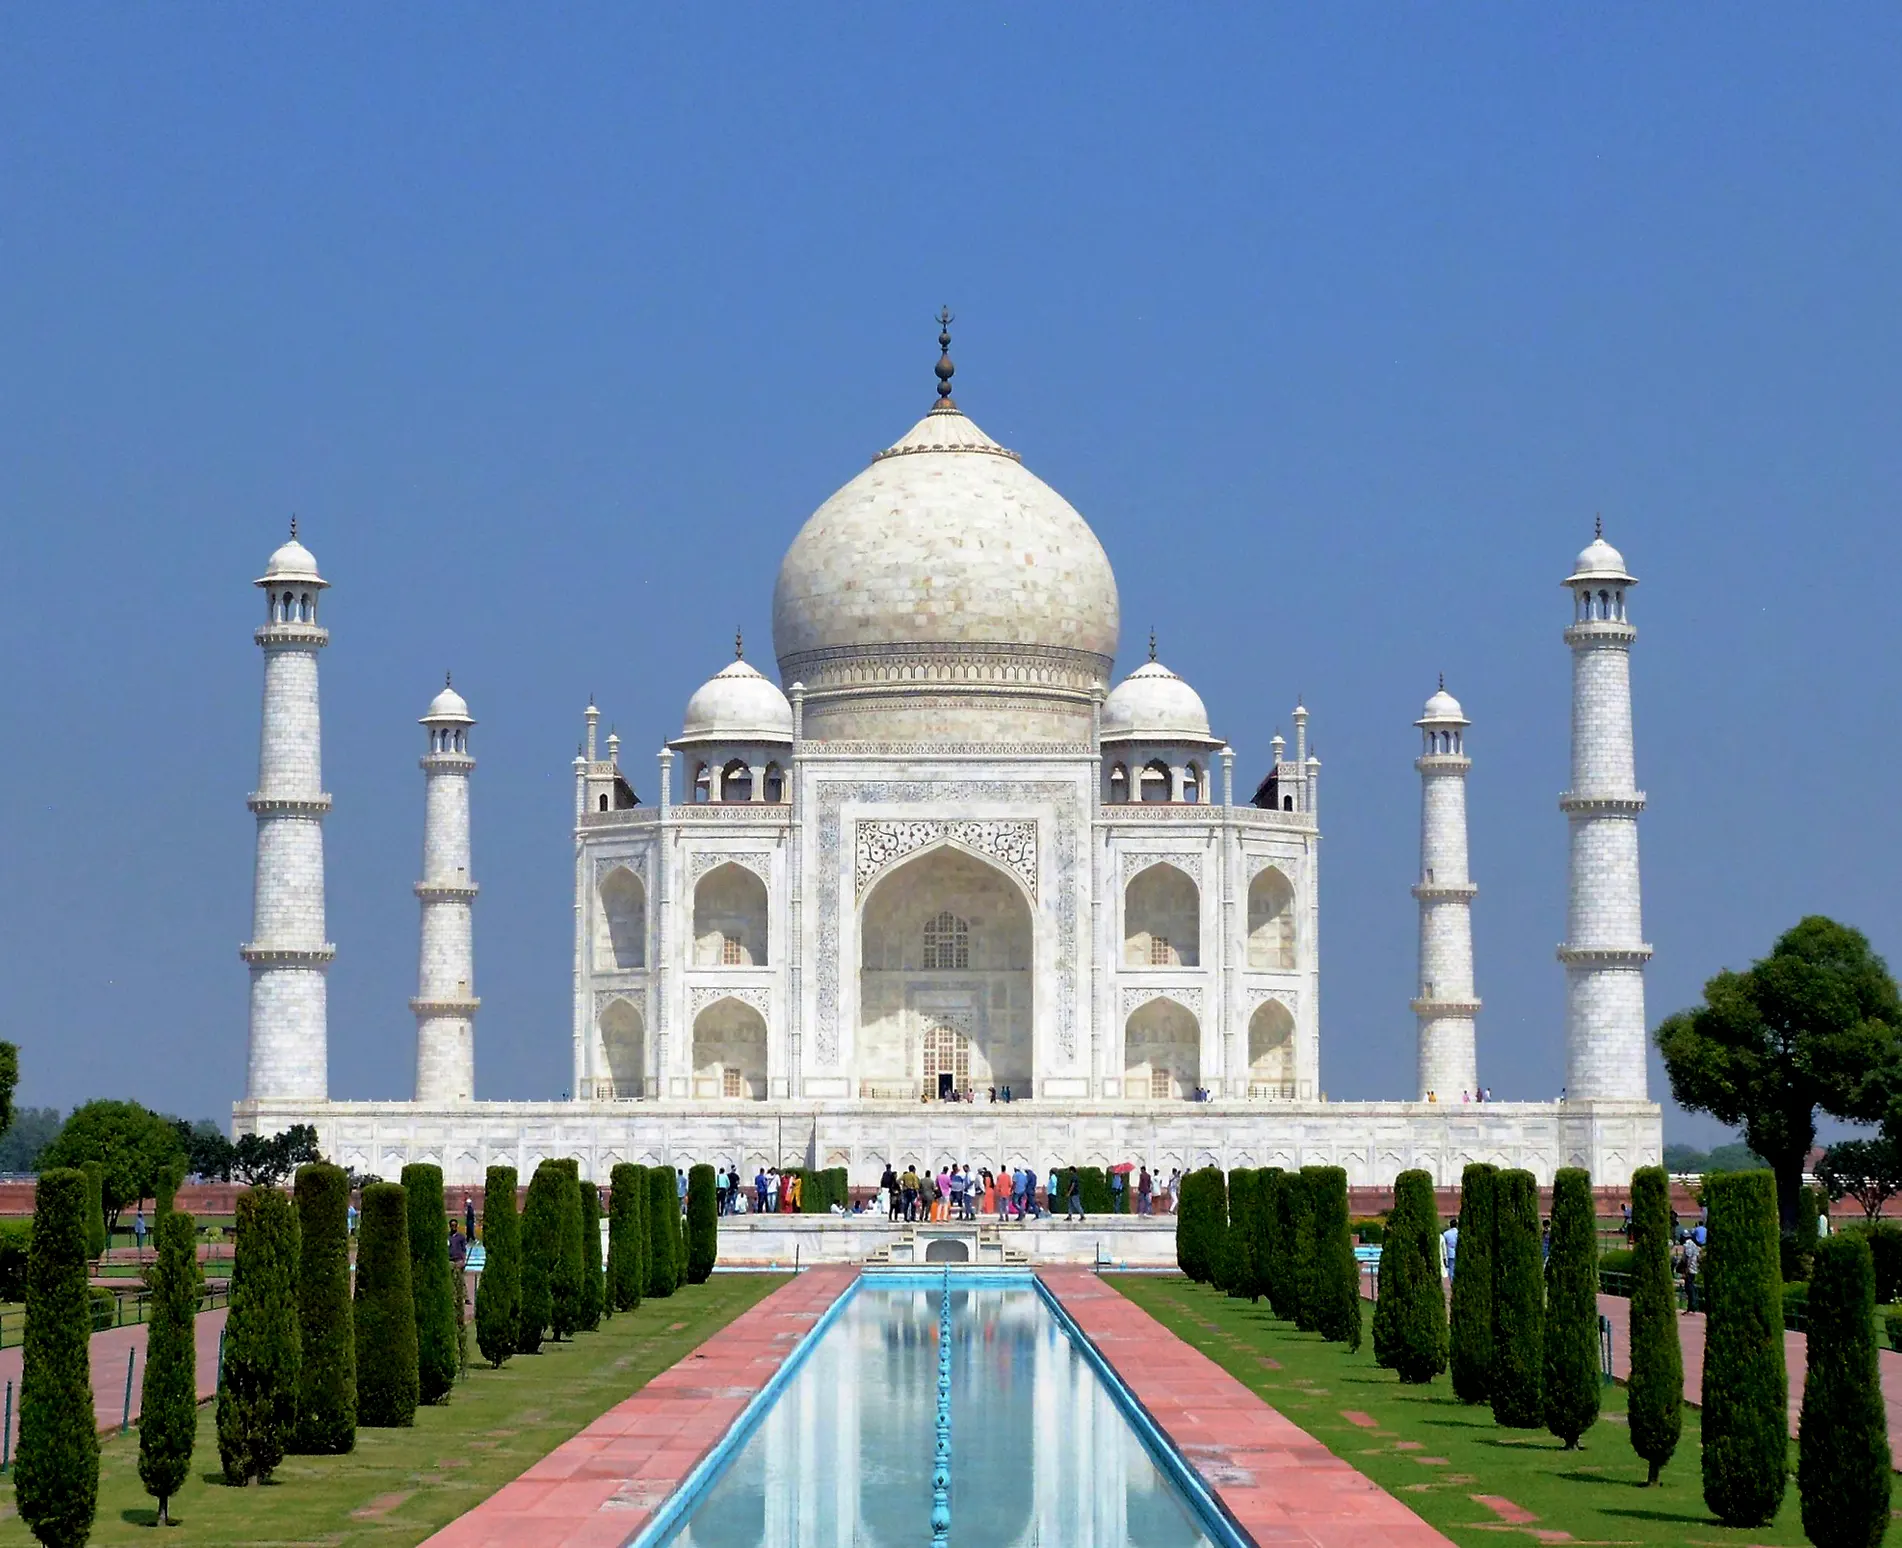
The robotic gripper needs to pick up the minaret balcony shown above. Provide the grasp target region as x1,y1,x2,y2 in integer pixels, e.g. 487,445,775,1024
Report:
418,752,476,773
1558,793,1646,815
1413,754,1472,773
414,881,480,902
254,622,330,648
240,943,336,965
247,792,333,815
410,996,481,1015
1410,881,1478,901
1562,620,1637,647
1410,996,1482,1016
1556,944,1653,966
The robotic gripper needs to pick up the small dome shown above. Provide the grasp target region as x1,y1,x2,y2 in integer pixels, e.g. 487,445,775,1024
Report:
678,659,794,744
1417,686,1467,725
259,537,325,586
1569,535,1634,583
1102,660,1214,742
422,683,472,724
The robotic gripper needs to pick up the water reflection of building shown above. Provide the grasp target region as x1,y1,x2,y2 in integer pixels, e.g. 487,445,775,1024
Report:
675,1288,1210,1548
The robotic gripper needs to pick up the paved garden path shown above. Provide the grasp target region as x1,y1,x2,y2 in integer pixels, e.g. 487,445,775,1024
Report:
1040,1268,1454,1546
0,1305,230,1453
1595,1291,1902,1469
421,1268,858,1548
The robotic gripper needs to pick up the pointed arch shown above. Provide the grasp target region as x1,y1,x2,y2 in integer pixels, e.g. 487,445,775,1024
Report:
598,998,646,1098
694,862,768,965
1138,759,1171,803
1247,1000,1294,1097
1124,996,1199,1099
1247,866,1296,970
720,758,753,803
597,865,646,970
692,995,766,1100
1124,861,1199,967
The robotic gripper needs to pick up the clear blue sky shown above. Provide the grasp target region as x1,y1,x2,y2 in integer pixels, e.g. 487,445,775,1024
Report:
3,11,1898,1146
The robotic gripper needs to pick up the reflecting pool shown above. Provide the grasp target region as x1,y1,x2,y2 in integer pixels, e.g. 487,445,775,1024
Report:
654,1280,1221,1548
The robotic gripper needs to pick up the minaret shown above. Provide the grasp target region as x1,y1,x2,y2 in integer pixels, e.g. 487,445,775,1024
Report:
1412,679,1479,1101
1558,523,1650,1101
413,677,479,1104
241,523,334,1103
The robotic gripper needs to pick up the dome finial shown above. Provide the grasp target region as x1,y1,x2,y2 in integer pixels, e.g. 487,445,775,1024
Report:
933,306,956,410
1438,671,1445,691
445,669,453,689
735,626,744,661
289,513,298,540
1148,627,1157,663
1595,512,1602,539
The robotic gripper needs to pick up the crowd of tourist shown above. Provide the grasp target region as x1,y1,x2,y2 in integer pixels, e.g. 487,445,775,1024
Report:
697,1161,1187,1220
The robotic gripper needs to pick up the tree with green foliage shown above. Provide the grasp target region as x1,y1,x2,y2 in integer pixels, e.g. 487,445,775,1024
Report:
0,1106,62,1174
292,1163,355,1452
1543,1168,1600,1447
354,1182,419,1426
1174,1167,1220,1283
78,1163,106,1262
609,1164,644,1312
1798,1232,1891,1547
1448,1163,1496,1404
16,1169,98,1548
401,1163,460,1402
1259,1169,1296,1318
518,1161,563,1350
38,1100,186,1234
138,1209,199,1522
474,1165,520,1367
1223,1170,1257,1299
1303,1166,1360,1350
1376,1170,1447,1383
647,1165,680,1297
1490,1168,1544,1428
687,1163,718,1284
580,1177,606,1327
1245,1168,1279,1305
0,1041,18,1139
1626,1166,1682,1484
550,1160,585,1339
217,1186,300,1483
1816,1137,1902,1223
1657,917,1902,1230
632,1164,652,1301
1284,1171,1318,1331
1700,1169,1788,1527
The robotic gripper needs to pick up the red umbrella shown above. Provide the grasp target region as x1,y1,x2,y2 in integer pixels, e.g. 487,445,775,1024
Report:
1109,1161,1136,1174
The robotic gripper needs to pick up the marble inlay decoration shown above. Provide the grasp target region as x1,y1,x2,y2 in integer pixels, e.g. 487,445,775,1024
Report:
854,818,1038,901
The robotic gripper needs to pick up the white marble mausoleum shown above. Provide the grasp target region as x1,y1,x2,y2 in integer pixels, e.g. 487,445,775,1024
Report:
233,329,1663,1189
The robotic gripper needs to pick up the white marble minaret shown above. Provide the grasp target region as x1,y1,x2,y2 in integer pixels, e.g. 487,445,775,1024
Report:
412,678,479,1104
1412,680,1479,1100
1559,524,1651,1101
242,524,334,1102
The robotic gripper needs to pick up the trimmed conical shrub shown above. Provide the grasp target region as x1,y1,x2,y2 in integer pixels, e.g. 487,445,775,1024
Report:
1448,1163,1497,1404
687,1164,718,1284
474,1166,519,1367
1175,1168,1213,1282
17,1168,99,1548
354,1182,420,1427
138,1208,197,1524
1382,1169,1447,1383
550,1160,584,1340
647,1166,680,1296
292,1163,355,1452
632,1163,652,1300
1543,1168,1600,1447
1701,1169,1787,1528
1304,1166,1361,1350
1264,1170,1299,1320
518,1161,563,1349
1224,1170,1258,1299
79,1162,106,1264
1490,1168,1543,1428
402,1163,460,1402
1287,1171,1319,1331
1798,1232,1890,1547
1626,1166,1682,1484
580,1177,606,1327
609,1164,643,1312
1246,1168,1278,1304
217,1185,300,1483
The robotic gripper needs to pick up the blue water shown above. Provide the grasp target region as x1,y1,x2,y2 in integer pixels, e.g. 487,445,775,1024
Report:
651,1281,1221,1547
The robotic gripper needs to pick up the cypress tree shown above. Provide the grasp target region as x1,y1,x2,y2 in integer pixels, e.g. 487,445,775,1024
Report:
16,1168,98,1548
1448,1163,1497,1404
1287,1171,1319,1331
1798,1232,1890,1547
79,1162,107,1264
1224,1170,1257,1299
550,1160,584,1339
402,1163,459,1402
1490,1168,1544,1428
1701,1169,1787,1528
1372,1178,1413,1369
355,1182,419,1427
609,1164,643,1312
1304,1166,1361,1350
687,1163,719,1284
1175,1168,1216,1282
1245,1168,1278,1304
217,1186,300,1483
1386,1169,1448,1383
291,1163,355,1453
646,1166,680,1297
474,1165,520,1367
1625,1166,1682,1484
137,1208,197,1524
631,1163,652,1301
1207,1170,1233,1292
579,1177,606,1328
518,1161,563,1349
1543,1168,1600,1446
154,1159,184,1227
1264,1169,1298,1320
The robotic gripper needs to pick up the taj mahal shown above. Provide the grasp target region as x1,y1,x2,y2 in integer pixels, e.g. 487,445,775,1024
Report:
232,323,1662,1191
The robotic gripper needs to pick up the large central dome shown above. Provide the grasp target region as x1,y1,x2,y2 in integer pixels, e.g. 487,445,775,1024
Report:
772,399,1121,742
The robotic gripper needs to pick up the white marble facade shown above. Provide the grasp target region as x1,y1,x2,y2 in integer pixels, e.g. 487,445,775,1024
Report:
234,344,1662,1188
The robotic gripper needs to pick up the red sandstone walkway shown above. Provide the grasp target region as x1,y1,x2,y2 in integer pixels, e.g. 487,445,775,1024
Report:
421,1268,857,1548
0,1306,229,1452
1595,1292,1902,1469
1039,1268,1454,1547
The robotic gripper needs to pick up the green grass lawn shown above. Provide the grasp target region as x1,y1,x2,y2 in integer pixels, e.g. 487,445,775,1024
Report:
1113,1276,1837,1548
0,1274,784,1547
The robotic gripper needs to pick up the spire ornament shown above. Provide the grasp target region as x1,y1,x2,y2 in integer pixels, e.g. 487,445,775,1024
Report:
290,514,299,540
1148,628,1157,663
735,627,744,661
933,306,956,410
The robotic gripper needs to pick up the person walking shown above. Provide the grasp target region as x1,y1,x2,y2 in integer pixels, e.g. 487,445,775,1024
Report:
677,1167,689,1217
756,1167,770,1214
1680,1232,1701,1312
1440,1216,1459,1281
133,1207,147,1258
900,1165,920,1222
1066,1170,1084,1220
1110,1168,1126,1215
881,1163,901,1221
1137,1166,1153,1215
766,1168,782,1214
464,1194,477,1239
